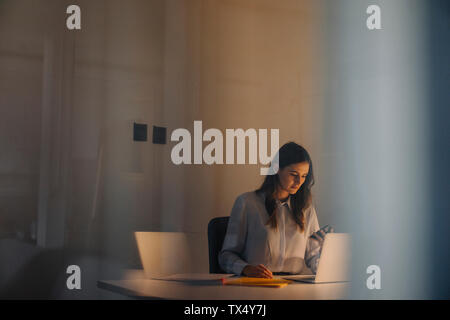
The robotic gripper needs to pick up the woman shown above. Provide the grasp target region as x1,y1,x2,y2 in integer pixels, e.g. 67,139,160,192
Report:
219,142,333,278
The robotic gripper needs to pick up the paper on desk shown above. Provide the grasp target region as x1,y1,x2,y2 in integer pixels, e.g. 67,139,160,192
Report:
151,273,235,281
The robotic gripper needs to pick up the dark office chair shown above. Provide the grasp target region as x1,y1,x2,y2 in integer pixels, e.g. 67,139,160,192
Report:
207,216,230,274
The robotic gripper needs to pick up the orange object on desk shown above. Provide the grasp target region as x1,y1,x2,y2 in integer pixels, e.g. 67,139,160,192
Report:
221,277,292,288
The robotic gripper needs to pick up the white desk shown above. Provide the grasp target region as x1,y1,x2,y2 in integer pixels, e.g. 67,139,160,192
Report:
97,270,350,300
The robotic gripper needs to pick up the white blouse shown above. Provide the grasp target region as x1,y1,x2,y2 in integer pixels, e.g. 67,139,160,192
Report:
219,191,321,275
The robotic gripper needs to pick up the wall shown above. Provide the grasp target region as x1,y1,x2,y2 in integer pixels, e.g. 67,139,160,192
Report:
0,0,44,241
158,0,327,271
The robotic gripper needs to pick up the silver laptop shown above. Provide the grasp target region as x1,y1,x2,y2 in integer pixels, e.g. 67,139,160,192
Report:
282,233,351,283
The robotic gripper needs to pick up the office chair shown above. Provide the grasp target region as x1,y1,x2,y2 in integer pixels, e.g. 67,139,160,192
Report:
207,216,230,274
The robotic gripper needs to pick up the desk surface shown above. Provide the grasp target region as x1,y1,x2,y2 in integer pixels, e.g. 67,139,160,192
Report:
98,271,350,300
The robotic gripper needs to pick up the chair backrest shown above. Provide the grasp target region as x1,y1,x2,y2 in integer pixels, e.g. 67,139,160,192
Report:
207,217,230,274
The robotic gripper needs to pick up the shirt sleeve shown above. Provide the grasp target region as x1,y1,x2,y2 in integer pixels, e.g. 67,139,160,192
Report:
304,206,321,274
218,195,250,275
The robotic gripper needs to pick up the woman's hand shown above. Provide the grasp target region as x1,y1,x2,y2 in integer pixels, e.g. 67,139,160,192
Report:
310,225,334,245
242,264,273,279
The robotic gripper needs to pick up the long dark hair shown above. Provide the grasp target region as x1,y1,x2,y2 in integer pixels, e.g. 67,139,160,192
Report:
256,142,314,232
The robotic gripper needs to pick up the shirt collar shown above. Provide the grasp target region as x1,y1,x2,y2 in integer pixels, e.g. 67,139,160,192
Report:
256,191,292,210
276,196,291,210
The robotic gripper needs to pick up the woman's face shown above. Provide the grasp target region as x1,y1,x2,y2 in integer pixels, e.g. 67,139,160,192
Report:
277,161,310,195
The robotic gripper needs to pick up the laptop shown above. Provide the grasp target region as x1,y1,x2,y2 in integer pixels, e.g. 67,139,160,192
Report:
135,232,192,278
135,232,234,282
282,233,351,283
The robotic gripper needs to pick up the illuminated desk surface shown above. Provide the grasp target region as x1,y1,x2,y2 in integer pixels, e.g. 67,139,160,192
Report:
97,270,350,300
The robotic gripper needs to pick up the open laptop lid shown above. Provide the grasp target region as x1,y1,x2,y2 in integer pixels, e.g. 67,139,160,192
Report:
135,232,192,278
315,233,351,283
